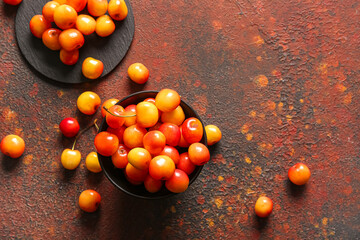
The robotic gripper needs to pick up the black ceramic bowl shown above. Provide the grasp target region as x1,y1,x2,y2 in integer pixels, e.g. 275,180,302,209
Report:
97,91,207,199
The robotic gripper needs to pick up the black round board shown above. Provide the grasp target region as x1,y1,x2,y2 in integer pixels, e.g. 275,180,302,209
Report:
15,0,135,84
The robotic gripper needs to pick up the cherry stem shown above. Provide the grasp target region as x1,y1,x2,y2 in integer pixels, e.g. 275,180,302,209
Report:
72,119,98,151
103,106,136,118
94,120,99,132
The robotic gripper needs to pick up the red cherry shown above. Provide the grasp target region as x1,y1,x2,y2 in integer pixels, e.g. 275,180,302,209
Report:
59,117,80,137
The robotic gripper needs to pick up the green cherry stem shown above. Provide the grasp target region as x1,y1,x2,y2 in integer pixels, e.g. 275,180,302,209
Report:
103,106,136,118
72,119,98,150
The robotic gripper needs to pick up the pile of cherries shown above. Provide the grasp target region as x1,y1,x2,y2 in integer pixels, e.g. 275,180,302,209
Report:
28,0,128,79
94,89,221,194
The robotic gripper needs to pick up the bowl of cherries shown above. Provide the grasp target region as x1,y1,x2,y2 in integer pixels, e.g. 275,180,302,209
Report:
95,89,209,199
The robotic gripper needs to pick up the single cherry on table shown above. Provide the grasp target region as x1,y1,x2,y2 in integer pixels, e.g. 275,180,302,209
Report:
79,189,101,213
59,117,80,138
0,134,25,158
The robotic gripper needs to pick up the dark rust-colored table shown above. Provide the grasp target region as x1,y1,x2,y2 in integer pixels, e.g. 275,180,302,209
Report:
0,0,359,239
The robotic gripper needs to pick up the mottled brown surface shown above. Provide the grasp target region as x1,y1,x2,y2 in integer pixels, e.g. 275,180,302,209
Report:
0,0,359,239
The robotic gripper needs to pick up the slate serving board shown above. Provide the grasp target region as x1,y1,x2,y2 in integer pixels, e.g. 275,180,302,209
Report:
15,0,135,84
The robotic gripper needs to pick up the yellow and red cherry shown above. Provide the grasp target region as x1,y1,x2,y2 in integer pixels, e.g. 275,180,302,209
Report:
123,124,147,149
85,152,102,173
54,0,66,4
101,98,119,117
165,169,189,193
53,5,77,30
59,28,84,51
127,147,152,170
188,143,210,166
29,15,51,38
42,1,60,22
149,155,175,180
3,0,22,5
79,189,101,213
178,126,190,148
59,117,80,138
155,89,181,112
82,57,104,79
77,91,101,115
127,63,149,84
94,132,119,156
125,163,148,182
0,135,25,158
42,28,62,51
95,15,115,37
161,105,185,126
143,130,166,155
205,125,222,146
61,148,81,170
106,126,125,144
60,49,79,65
136,101,159,128
144,175,163,193
159,123,181,147
159,146,180,165
181,117,203,144
108,0,128,21
76,14,96,35
177,152,196,175
66,0,87,12
87,0,108,17
111,144,129,168
144,98,161,117
105,105,126,129
255,196,273,218
288,163,311,185
123,104,137,127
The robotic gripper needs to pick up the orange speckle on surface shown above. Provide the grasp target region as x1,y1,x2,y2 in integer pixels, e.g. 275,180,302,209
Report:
278,102,283,111
241,123,250,134
335,83,347,92
315,223,319,228
206,218,215,227
254,166,262,175
300,99,304,103
305,124,310,129
218,176,224,181
23,154,33,165
256,56,262,61
322,217,328,226
319,63,328,74
316,119,322,124
249,110,256,117
254,75,268,87
214,197,223,209
253,35,264,46
212,20,222,30
286,115,292,120
227,207,232,212
246,189,255,195
203,209,209,213
343,92,352,104
170,206,176,213
244,156,251,164
267,101,276,111
258,113,265,119
4,107,17,121
272,69,281,78
246,133,253,141
57,90,64,98
289,105,294,110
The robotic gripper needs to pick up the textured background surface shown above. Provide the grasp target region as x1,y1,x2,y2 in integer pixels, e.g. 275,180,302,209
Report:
0,0,359,239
